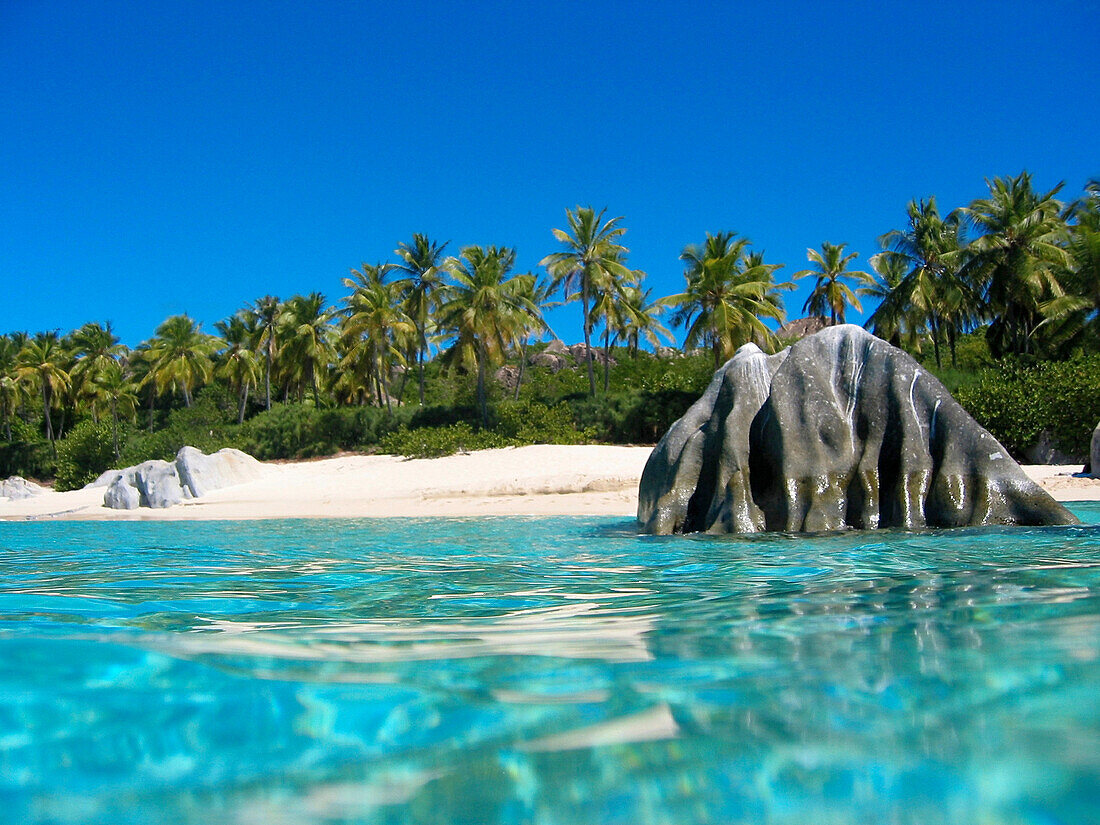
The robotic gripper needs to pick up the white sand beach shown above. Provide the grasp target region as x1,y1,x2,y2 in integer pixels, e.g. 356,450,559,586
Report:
0,445,1096,521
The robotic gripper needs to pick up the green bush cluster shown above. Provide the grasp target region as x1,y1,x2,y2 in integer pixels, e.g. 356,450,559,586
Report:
0,441,54,481
54,420,116,491
571,388,700,444
379,422,512,459
241,403,413,460
955,355,1100,459
493,400,592,445
378,400,594,459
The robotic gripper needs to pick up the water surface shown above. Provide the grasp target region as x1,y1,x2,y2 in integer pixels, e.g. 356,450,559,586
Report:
2,505,1099,824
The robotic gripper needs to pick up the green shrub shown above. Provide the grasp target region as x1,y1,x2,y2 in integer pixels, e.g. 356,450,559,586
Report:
379,422,511,459
571,388,700,444
0,429,55,481
493,400,592,445
54,419,116,491
955,355,1100,459
241,403,414,460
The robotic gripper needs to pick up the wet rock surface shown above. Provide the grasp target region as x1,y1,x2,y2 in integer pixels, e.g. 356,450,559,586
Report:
638,325,1078,534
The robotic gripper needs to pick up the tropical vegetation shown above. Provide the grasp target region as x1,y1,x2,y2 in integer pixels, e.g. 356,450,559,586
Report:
1,174,1098,489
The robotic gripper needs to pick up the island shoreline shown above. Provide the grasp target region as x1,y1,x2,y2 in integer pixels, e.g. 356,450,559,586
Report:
0,445,1096,522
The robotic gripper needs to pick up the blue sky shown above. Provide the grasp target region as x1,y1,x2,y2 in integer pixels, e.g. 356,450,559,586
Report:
2,0,1097,347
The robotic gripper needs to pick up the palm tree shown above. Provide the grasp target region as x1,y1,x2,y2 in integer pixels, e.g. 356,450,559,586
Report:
340,263,414,411
249,295,282,410
616,284,673,359
794,242,869,326
958,172,1073,357
281,292,336,406
587,263,629,393
1060,179,1100,349
877,198,970,366
392,234,449,405
145,315,218,407
215,312,262,423
540,206,633,397
509,274,553,400
665,232,791,367
439,245,537,425
860,251,913,348
0,335,21,442
94,361,138,458
15,332,71,447
70,322,125,423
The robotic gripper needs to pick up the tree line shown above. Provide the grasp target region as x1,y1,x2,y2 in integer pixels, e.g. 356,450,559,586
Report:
1,172,1097,468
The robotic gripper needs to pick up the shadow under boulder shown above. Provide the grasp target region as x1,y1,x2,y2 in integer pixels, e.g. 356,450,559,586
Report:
638,325,1078,534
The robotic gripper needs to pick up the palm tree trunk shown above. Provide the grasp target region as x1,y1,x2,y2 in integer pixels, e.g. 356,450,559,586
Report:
582,285,596,397
183,383,192,408
265,344,273,411
110,397,120,459
148,390,155,432
42,383,54,443
602,325,611,394
418,331,426,406
238,381,249,424
514,339,527,401
476,348,488,427
397,348,413,406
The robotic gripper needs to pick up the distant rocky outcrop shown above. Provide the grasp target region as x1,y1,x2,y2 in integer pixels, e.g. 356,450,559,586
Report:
0,476,45,500
1023,431,1085,466
775,316,829,340
494,365,520,391
638,325,1078,534
529,350,570,372
525,339,617,373
568,344,616,367
98,447,266,510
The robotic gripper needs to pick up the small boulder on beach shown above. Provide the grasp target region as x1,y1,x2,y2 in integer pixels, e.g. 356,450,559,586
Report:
0,476,46,501
102,447,266,510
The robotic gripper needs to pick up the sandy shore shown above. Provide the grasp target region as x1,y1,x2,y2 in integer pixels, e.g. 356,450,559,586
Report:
0,445,1096,521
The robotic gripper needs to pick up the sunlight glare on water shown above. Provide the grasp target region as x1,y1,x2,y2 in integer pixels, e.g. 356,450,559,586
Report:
1,506,1099,824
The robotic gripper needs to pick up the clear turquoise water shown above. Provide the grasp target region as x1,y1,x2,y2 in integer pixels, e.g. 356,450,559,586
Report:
2,506,1099,825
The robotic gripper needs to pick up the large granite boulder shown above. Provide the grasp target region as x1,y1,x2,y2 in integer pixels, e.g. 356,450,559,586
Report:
638,325,1078,534
101,447,265,510
175,447,264,497
0,476,45,500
